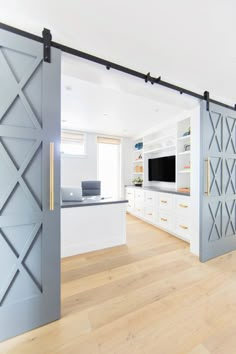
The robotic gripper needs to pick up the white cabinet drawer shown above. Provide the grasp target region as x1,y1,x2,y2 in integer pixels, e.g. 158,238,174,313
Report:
175,216,191,240
158,211,172,230
144,206,154,223
175,196,191,214
126,188,134,200
158,193,173,210
144,191,155,206
126,200,134,213
135,189,144,202
134,206,144,218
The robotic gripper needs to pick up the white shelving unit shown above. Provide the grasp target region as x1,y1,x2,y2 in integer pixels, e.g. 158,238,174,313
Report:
127,106,201,257
143,130,176,155
176,118,191,192
131,117,191,194
132,138,144,181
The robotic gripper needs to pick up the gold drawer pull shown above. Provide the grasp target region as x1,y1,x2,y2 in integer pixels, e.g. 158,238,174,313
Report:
179,204,188,208
147,213,153,216
179,224,188,230
161,217,167,222
161,200,167,203
147,197,152,200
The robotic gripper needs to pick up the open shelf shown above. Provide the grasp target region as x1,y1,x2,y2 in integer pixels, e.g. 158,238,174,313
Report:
178,134,191,141
144,134,176,146
178,169,191,174
178,151,191,155
144,144,176,154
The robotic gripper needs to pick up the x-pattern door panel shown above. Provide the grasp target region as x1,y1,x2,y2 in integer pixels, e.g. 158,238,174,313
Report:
0,29,61,341
200,102,236,261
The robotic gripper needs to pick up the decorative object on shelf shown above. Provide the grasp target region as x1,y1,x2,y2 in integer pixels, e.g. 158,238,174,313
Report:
134,142,143,150
182,127,191,137
183,165,191,170
184,144,191,151
135,165,143,173
136,153,143,161
132,177,143,187
178,187,190,193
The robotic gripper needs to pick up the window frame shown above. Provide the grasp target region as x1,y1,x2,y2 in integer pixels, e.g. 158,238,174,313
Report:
61,130,87,158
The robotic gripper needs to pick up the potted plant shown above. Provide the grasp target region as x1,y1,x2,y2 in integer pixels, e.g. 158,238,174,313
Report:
132,177,143,187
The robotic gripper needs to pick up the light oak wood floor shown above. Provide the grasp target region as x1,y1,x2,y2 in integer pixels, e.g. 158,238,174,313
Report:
2,214,236,354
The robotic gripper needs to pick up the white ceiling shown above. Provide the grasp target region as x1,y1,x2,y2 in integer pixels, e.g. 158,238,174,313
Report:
61,61,198,137
1,0,236,136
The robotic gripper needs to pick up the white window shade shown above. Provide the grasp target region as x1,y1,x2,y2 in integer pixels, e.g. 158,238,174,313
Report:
61,130,86,155
97,136,121,145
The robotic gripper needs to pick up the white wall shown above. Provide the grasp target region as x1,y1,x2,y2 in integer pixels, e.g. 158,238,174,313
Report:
61,132,133,197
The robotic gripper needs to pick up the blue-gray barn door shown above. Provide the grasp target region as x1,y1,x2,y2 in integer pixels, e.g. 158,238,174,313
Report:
200,101,236,261
0,29,61,341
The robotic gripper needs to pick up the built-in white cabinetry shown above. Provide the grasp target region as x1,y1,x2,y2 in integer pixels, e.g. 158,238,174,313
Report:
125,187,191,243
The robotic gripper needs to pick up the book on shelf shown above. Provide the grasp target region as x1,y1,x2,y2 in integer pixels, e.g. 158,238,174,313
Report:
178,188,190,193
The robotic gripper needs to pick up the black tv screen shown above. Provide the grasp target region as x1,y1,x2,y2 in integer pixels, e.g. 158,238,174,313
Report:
148,156,176,182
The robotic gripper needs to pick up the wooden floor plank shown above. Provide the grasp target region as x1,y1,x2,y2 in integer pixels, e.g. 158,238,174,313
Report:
2,214,236,354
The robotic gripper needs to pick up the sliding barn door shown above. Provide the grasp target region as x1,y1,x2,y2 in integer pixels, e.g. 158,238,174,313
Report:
0,29,61,340
200,101,236,261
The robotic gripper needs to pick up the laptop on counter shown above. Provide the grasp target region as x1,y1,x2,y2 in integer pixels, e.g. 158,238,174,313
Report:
61,187,83,202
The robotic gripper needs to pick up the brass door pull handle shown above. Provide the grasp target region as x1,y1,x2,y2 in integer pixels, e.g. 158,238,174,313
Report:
147,213,153,216
50,142,54,211
161,200,167,203
179,224,188,230
205,157,210,196
161,217,167,222
179,204,188,208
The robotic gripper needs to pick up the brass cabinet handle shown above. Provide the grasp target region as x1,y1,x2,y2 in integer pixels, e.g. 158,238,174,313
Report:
179,224,188,230
147,197,153,200
161,200,167,203
50,142,54,211
161,217,167,222
147,213,153,216
179,204,188,208
205,157,210,196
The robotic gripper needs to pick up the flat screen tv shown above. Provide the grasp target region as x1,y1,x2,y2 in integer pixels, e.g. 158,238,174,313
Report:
148,155,176,182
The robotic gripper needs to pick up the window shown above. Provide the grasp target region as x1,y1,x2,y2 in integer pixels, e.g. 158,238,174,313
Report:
97,136,121,198
61,130,86,156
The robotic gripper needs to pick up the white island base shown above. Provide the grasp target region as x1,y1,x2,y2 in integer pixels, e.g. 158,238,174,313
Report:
61,200,127,258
